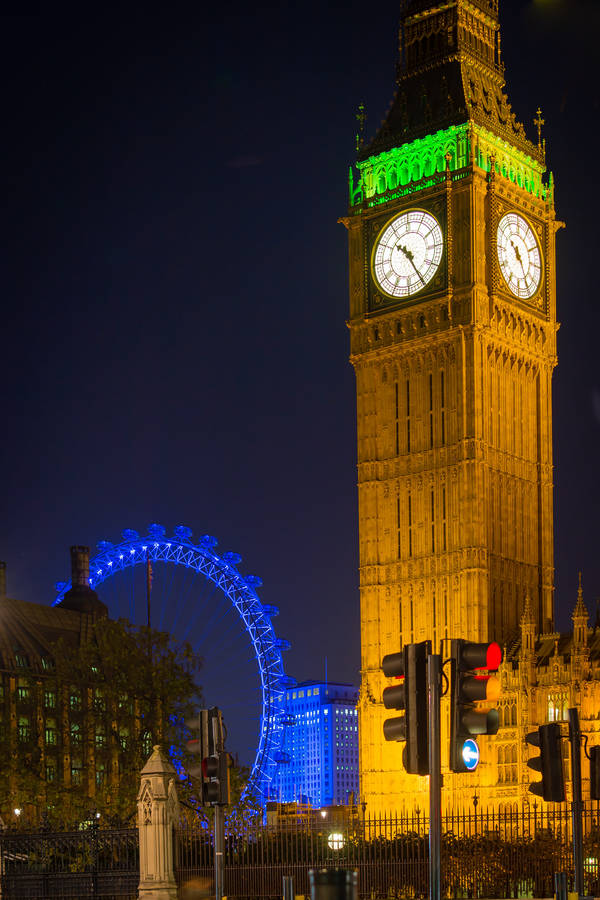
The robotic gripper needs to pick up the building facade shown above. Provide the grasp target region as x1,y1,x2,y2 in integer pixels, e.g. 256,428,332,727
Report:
0,550,156,824
343,0,563,813
271,681,359,807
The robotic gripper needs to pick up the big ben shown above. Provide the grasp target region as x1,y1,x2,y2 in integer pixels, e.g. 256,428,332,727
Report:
344,0,560,812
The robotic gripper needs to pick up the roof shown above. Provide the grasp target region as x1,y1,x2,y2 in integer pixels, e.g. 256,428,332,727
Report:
505,628,600,668
358,0,542,166
0,596,99,674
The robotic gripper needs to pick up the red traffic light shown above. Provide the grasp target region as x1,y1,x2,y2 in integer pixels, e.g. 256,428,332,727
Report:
202,756,219,779
486,642,502,671
459,641,503,671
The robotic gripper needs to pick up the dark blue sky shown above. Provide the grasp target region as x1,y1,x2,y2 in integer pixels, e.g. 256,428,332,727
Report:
2,1,600,761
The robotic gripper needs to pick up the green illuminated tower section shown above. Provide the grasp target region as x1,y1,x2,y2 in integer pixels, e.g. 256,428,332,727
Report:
344,0,560,813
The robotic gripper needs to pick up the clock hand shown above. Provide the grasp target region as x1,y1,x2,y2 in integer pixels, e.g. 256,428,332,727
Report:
510,239,526,277
397,243,426,286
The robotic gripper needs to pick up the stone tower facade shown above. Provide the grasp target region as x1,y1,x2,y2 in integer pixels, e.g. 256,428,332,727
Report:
343,0,561,813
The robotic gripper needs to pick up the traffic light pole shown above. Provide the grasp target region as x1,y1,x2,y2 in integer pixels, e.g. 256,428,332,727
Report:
568,708,584,898
428,654,441,900
214,802,225,900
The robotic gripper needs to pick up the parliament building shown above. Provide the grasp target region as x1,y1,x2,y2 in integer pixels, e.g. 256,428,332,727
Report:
343,0,599,813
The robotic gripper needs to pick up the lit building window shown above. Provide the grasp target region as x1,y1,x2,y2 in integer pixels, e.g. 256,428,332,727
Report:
45,718,57,746
70,690,82,711
548,692,568,722
93,688,106,713
17,716,30,742
71,758,83,786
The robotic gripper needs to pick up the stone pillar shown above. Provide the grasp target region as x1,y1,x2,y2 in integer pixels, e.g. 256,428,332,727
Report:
138,745,180,900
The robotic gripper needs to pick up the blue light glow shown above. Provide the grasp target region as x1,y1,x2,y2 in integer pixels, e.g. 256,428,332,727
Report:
462,738,480,771
53,523,292,808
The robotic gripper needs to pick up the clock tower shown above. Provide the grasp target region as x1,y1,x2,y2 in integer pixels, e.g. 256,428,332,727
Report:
344,0,560,812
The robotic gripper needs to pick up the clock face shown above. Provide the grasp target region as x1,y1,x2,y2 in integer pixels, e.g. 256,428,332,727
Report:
496,213,542,299
372,209,444,299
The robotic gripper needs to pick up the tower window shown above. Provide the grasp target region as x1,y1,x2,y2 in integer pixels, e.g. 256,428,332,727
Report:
406,380,411,452
408,492,413,557
442,486,447,551
440,370,445,444
394,382,399,456
429,373,434,448
432,583,437,651
431,489,435,552
443,588,448,639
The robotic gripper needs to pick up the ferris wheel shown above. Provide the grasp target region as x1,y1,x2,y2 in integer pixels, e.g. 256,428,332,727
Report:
53,523,295,804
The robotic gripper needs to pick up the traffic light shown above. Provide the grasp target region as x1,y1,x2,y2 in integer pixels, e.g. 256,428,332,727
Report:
590,746,600,800
525,723,565,802
184,714,205,782
449,640,502,773
381,640,430,775
203,752,231,805
183,707,228,805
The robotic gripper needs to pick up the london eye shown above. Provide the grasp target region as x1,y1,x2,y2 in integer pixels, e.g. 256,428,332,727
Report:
53,523,294,805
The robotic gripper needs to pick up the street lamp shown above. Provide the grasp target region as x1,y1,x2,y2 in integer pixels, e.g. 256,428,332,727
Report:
327,832,345,851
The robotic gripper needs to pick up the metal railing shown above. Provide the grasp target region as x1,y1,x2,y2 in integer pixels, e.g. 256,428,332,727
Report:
0,822,139,899
175,802,600,899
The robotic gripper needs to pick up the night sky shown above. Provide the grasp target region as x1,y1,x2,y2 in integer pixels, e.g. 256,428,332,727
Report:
3,1,600,763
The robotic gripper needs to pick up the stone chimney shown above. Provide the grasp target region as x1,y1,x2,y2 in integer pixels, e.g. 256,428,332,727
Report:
70,546,90,588
60,546,107,617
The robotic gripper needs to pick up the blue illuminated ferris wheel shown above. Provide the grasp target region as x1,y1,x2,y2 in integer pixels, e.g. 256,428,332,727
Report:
53,523,295,804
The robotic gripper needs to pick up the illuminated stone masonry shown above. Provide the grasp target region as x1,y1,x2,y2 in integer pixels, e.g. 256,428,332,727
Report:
350,123,550,210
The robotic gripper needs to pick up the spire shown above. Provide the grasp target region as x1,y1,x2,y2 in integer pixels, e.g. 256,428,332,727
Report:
572,572,588,621
572,572,589,648
359,0,541,164
520,594,535,627
520,594,536,655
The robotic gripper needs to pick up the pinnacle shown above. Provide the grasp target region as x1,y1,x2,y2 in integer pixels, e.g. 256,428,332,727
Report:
572,572,588,621
520,595,535,627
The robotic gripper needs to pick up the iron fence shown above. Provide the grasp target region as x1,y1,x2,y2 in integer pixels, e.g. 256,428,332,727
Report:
175,802,600,899
0,823,138,899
